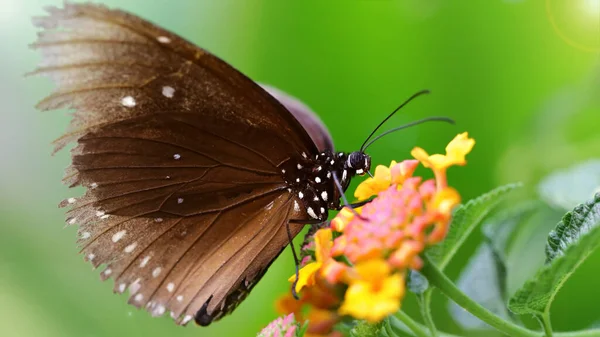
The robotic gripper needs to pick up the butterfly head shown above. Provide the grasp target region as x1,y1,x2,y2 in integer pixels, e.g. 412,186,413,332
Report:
346,151,370,176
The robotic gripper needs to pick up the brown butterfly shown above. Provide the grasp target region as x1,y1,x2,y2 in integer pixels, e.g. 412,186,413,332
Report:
30,2,371,326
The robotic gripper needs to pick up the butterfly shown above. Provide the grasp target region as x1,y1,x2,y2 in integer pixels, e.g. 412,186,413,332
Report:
30,3,373,326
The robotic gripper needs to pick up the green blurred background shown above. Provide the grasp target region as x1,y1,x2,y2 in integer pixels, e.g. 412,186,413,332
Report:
2,0,598,336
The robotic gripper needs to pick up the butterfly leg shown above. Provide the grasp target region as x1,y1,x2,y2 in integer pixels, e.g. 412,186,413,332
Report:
285,221,302,300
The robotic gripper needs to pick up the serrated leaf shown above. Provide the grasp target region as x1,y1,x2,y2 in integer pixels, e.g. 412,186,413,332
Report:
450,203,537,329
407,270,429,295
427,183,521,270
538,159,600,211
350,321,384,337
508,193,600,315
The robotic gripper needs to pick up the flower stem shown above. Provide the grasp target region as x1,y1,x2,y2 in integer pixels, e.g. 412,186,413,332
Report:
418,292,438,337
393,310,431,337
389,312,600,337
420,256,538,337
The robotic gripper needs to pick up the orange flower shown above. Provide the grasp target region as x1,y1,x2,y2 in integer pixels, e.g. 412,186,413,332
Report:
289,229,332,293
338,259,405,323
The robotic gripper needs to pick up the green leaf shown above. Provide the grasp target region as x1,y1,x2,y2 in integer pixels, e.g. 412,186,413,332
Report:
427,183,521,270
350,320,385,337
508,193,600,315
407,270,429,295
450,203,538,329
538,159,600,211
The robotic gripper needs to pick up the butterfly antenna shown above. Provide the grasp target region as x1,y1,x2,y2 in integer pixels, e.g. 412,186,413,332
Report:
286,221,301,300
360,89,431,152
362,116,455,151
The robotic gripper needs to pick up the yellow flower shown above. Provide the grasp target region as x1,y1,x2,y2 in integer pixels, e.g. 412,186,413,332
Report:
338,259,405,323
411,132,475,171
289,229,332,293
354,161,396,201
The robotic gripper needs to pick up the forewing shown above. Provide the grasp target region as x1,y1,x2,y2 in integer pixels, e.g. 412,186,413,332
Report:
31,3,311,325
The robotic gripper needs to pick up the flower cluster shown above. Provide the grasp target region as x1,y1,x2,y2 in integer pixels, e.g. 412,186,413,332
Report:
258,313,302,337
268,133,475,337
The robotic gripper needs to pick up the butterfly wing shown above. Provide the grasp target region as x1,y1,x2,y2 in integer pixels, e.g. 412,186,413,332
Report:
31,3,313,324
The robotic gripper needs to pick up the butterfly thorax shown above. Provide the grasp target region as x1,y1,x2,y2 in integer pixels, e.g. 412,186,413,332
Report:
279,150,371,222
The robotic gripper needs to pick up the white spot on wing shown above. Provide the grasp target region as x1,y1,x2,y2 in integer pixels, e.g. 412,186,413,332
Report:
166,283,175,292
87,253,95,261
173,154,181,160
81,231,90,239
152,267,162,278
90,182,98,189
157,36,171,43
112,230,126,243
67,197,76,204
121,96,136,107
356,169,364,174
153,305,166,316
307,207,318,219
182,315,193,324
177,197,184,204
140,256,151,268
100,214,110,220
129,278,141,294
154,218,163,223
297,164,303,169
96,210,105,217
162,86,175,98
293,200,300,212
176,295,184,302
124,242,137,253
321,191,328,201
68,217,77,225
118,283,126,293
320,207,325,214
298,192,304,199
315,177,321,183
134,293,144,302
104,268,112,276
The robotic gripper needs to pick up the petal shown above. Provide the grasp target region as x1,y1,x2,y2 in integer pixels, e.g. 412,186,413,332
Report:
353,259,391,283
314,229,332,263
331,207,354,232
445,132,475,166
354,164,393,200
289,262,322,293
410,147,431,167
390,159,419,184
433,187,461,215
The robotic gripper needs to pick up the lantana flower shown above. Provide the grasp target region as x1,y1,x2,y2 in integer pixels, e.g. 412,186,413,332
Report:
263,132,475,336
